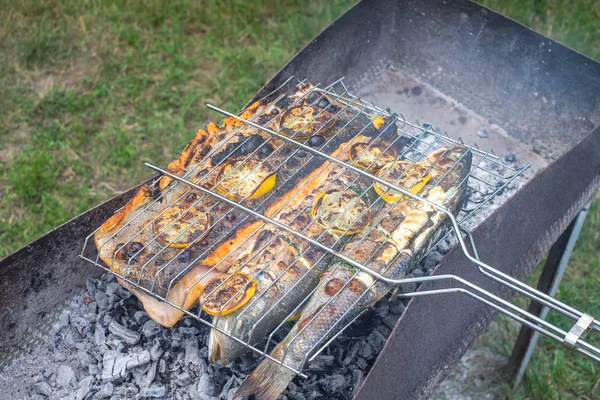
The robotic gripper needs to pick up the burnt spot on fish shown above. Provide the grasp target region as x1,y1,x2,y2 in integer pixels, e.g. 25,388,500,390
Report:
194,145,212,164
184,192,198,203
178,250,192,264
275,97,290,109
253,229,274,253
348,278,367,293
116,241,145,264
324,278,345,296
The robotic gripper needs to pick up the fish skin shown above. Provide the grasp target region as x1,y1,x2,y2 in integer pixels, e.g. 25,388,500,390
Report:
207,119,404,365
235,146,472,400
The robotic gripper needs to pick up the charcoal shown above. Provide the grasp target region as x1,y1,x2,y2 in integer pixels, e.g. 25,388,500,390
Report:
71,295,84,308
184,338,202,370
108,320,141,345
349,369,364,398
477,129,488,138
176,371,191,386
142,320,162,338
505,152,517,162
306,389,323,400
95,291,110,312
85,278,97,295
52,351,67,364
374,300,389,319
58,310,70,328
289,392,307,400
179,326,200,336
134,310,150,325
159,359,166,374
388,299,406,315
97,382,114,398
72,316,91,337
383,315,399,330
105,282,121,296
76,376,94,400
198,346,209,359
77,350,94,368
308,355,335,372
319,373,346,394
354,357,368,371
101,350,151,381
398,281,418,295
89,363,100,376
34,381,52,397
375,324,391,337
150,338,165,361
342,342,360,366
106,338,125,351
358,340,374,359
141,385,167,398
94,324,107,347
140,361,158,387
125,384,139,397
237,353,258,374
197,374,220,396
55,365,76,388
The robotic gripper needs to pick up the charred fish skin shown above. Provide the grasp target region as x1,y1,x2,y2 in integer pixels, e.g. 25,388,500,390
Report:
235,146,472,400
206,117,405,365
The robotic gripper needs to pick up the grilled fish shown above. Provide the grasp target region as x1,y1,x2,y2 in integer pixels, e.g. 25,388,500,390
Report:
93,81,381,327
204,118,407,365
235,145,472,400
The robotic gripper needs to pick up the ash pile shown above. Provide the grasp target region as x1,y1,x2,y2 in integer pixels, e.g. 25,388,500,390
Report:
0,153,527,400
5,272,410,400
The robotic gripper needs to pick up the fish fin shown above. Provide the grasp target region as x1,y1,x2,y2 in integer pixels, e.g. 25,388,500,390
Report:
235,357,296,400
208,329,223,364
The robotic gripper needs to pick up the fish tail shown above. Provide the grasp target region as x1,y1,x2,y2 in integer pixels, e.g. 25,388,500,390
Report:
234,357,296,400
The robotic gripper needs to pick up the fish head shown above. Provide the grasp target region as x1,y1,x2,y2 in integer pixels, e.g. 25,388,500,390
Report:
208,307,260,365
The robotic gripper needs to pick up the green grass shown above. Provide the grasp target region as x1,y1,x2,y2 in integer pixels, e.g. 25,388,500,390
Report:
0,0,357,255
0,0,599,398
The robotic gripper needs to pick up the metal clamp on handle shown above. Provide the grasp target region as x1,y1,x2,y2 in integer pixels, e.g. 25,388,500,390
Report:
565,314,595,348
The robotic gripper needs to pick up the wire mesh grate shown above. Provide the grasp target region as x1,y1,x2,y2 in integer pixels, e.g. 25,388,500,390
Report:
81,76,599,376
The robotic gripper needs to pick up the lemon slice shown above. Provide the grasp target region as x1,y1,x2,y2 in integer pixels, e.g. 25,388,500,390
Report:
374,161,431,203
311,189,371,236
371,116,386,130
216,159,276,202
201,273,257,316
152,203,210,248
349,142,398,172
279,105,335,140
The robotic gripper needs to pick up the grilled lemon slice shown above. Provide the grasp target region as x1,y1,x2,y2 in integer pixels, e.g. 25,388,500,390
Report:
152,203,210,248
349,142,399,172
216,159,276,202
374,161,431,203
279,105,335,140
201,273,257,316
311,189,371,236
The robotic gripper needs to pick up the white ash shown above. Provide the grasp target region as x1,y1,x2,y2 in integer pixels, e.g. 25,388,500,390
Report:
0,149,528,400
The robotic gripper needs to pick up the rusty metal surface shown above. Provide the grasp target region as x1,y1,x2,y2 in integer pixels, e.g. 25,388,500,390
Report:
0,181,150,359
255,0,600,157
355,127,600,400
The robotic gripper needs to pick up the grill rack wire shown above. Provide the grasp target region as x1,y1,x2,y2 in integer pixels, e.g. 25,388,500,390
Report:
81,76,599,377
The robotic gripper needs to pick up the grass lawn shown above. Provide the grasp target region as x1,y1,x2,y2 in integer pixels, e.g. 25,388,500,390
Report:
1,0,598,398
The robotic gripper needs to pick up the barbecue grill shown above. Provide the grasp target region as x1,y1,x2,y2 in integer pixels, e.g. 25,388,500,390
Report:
2,0,599,398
